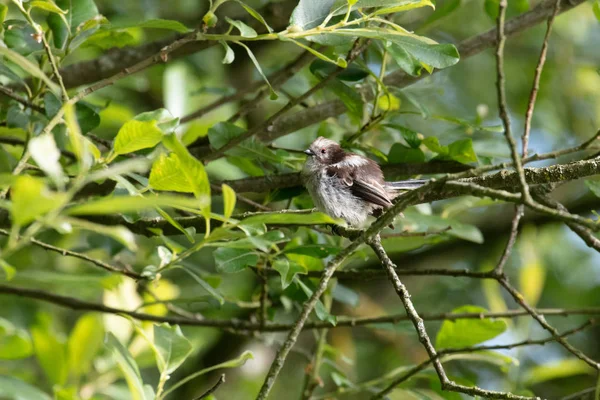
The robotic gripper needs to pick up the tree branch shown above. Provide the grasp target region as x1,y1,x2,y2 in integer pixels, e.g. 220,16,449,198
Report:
188,0,587,159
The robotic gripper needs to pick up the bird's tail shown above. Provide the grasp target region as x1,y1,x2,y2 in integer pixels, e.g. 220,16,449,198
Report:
385,179,428,190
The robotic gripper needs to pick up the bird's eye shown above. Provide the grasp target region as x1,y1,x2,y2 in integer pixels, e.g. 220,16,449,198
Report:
320,148,326,154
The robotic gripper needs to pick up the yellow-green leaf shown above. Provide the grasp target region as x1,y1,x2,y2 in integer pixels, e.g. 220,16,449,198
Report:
221,184,236,220
11,176,67,226
113,120,164,157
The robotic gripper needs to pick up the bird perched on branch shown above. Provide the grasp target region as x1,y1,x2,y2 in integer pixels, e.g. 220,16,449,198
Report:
303,137,426,227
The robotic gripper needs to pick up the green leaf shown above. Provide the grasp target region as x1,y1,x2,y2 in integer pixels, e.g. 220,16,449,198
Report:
225,17,257,37
297,279,337,325
209,231,285,252
387,42,423,76
67,314,104,380
272,258,307,289
233,0,273,32
3,20,44,56
222,184,236,220
150,153,207,194
0,317,33,359
112,19,189,33
422,136,448,154
162,351,254,398
448,138,478,164
333,28,460,69
209,122,246,150
66,194,203,216
332,0,434,15
82,29,137,50
371,0,434,15
220,40,235,64
0,259,15,281
31,324,68,386
214,248,259,273
11,176,67,226
106,333,148,400
524,358,595,386
0,376,52,400
289,0,336,30
585,180,600,197
153,324,193,374
162,134,211,233
0,45,59,94
67,217,138,251
435,305,507,349
484,0,499,19
135,108,180,133
310,59,369,82
208,122,282,164
241,212,343,226
29,1,67,14
48,0,99,48
113,120,164,157
235,41,278,100
326,79,364,124
174,266,225,305
388,143,425,163
0,6,7,32
594,0,600,21
284,244,341,258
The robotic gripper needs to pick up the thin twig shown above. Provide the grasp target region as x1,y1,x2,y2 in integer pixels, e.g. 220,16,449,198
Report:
495,205,523,275
182,49,313,124
0,86,45,113
1,283,600,331
522,0,562,158
369,235,536,400
495,0,532,204
0,229,142,279
498,277,600,370
194,374,225,400
204,39,370,162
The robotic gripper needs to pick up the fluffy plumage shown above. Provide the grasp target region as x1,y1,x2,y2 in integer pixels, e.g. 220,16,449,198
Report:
302,137,426,227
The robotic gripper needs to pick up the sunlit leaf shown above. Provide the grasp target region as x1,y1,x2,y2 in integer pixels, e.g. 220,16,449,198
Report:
29,1,67,14
524,358,595,386
0,317,33,359
113,120,164,157
241,212,343,226
106,333,148,400
11,176,67,226
67,314,104,380
436,305,507,349
221,184,236,220
153,324,193,375
31,323,68,386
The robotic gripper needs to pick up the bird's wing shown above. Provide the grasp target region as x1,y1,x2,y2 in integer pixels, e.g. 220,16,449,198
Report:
351,179,393,208
327,157,393,208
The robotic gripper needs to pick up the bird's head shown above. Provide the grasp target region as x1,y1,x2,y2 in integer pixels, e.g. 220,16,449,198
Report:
304,137,345,165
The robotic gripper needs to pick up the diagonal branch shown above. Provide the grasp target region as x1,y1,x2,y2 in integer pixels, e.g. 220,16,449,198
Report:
188,0,587,159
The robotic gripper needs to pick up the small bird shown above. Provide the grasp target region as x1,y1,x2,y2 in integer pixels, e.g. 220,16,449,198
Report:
302,137,426,227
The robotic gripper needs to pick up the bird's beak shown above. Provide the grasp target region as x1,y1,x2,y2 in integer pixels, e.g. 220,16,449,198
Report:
304,149,315,156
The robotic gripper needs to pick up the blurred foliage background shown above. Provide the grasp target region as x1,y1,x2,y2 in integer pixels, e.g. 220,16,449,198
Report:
0,0,600,399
